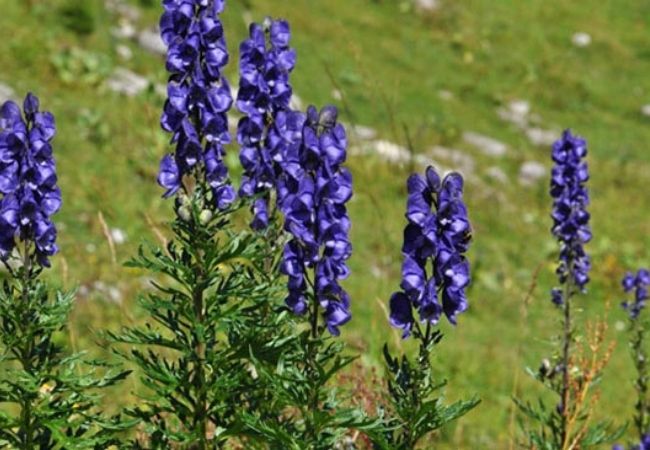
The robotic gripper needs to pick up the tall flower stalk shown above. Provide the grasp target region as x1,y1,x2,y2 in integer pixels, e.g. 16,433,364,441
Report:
516,130,621,449
0,94,130,448
237,17,296,230
614,269,650,450
241,104,377,449
108,2,282,448
373,166,479,449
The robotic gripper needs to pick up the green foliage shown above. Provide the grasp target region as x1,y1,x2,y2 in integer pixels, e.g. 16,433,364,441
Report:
629,316,650,439
243,330,381,449
0,265,132,449
58,1,98,36
108,187,296,448
50,47,112,86
372,328,479,449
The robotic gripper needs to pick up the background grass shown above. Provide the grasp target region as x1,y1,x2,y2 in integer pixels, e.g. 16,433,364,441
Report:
0,0,649,447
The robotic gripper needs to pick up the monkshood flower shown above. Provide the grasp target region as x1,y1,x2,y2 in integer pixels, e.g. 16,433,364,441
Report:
613,434,650,450
550,130,591,305
622,269,650,318
0,93,61,267
277,105,352,336
157,0,235,208
389,166,472,338
237,18,296,229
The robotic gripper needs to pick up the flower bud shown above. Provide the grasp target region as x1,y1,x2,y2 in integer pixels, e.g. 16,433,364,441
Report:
199,209,213,225
178,206,191,222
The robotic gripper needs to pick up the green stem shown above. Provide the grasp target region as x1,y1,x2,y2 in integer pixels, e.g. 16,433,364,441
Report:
560,275,573,448
191,226,208,450
632,318,649,438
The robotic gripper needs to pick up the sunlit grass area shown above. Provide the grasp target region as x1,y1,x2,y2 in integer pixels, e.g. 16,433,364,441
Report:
0,0,648,447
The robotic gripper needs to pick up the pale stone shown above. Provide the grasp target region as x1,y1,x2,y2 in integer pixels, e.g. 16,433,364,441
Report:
138,28,167,56
462,131,508,157
572,32,592,48
0,82,14,103
486,166,508,184
519,161,546,186
106,68,149,96
110,228,127,245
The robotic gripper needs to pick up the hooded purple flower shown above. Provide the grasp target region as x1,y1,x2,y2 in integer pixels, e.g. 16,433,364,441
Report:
0,93,61,266
389,167,472,338
550,130,591,305
621,268,650,319
158,0,234,208
277,105,352,336
237,18,296,229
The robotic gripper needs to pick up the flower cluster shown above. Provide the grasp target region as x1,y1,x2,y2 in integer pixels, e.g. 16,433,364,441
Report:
621,269,650,319
157,0,235,209
550,130,591,305
389,166,472,338
276,106,352,335
237,18,296,229
0,94,61,267
613,435,650,450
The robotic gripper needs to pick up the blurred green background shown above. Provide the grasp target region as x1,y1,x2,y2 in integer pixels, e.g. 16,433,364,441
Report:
0,0,649,447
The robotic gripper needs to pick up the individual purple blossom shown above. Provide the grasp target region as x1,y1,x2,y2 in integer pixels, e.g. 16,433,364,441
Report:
237,18,296,229
621,269,650,319
389,166,472,338
549,130,591,305
276,105,352,336
0,93,61,267
157,0,235,208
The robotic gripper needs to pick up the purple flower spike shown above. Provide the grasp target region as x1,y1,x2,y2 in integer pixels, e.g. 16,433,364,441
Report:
158,0,234,209
0,93,60,267
276,105,353,336
550,130,591,303
236,18,297,230
389,167,472,337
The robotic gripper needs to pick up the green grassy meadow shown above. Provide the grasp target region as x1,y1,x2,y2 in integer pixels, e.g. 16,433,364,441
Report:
0,0,649,447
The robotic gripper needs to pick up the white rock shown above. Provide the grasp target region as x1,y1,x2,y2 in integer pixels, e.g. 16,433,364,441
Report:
572,32,592,48
110,228,127,245
372,140,411,164
438,89,453,101
497,99,530,128
116,44,132,61
107,286,123,304
155,83,167,98
509,99,530,117
350,124,377,141
641,104,650,117
518,161,546,186
111,20,136,40
486,166,508,184
106,68,149,96
414,0,440,12
138,28,167,56
526,127,557,147
462,131,508,157
0,82,14,103
430,145,475,174
105,0,141,21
